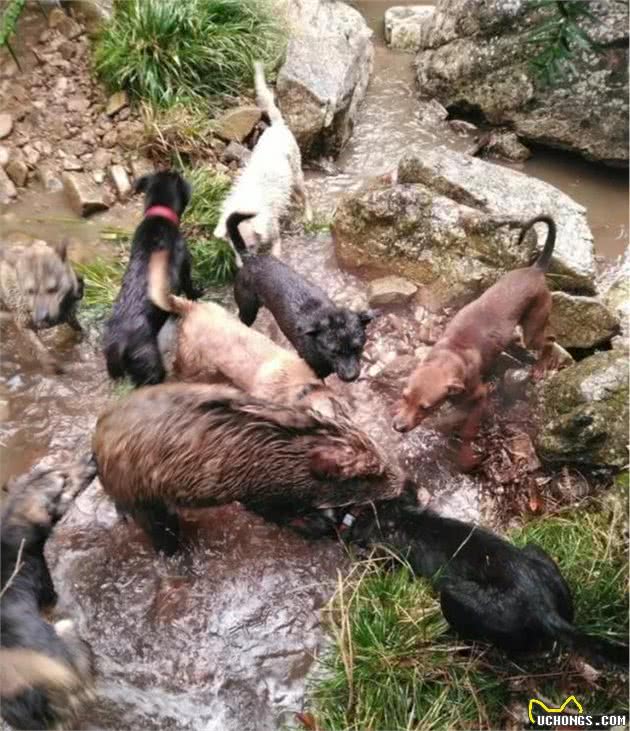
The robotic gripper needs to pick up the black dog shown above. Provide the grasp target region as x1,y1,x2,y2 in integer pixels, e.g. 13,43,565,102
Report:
103,171,198,386
1,457,97,729
228,212,372,381
346,486,628,668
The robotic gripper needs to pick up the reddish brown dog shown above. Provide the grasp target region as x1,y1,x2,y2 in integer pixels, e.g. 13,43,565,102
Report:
393,215,557,470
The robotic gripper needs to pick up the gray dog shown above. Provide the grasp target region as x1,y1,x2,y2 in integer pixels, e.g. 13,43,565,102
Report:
0,239,84,373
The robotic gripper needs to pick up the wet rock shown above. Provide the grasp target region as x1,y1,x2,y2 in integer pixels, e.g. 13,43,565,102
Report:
0,113,13,139
90,148,112,171
106,90,128,117
549,292,620,349
415,1,629,167
367,276,418,306
110,164,131,199
535,350,629,468
215,106,261,143
130,157,154,180
601,251,630,348
370,354,416,399
62,172,109,216
384,5,435,51
469,131,531,162
221,141,252,167
276,0,374,159
37,164,64,192
332,147,595,309
47,482,345,731
5,158,28,187
0,167,17,203
63,156,84,172
22,144,41,166
417,98,448,123
48,8,82,39
448,120,476,138
117,121,144,149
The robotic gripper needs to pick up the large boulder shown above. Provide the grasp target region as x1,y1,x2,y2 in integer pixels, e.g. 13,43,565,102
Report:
276,0,374,159
535,350,629,468
549,292,620,350
384,6,435,52
415,0,629,167
332,147,595,309
601,250,630,348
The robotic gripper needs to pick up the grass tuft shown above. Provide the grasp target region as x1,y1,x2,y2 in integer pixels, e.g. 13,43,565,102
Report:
142,102,219,162
75,256,127,312
306,490,628,730
93,0,284,107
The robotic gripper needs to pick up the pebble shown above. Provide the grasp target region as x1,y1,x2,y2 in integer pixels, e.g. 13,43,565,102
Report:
106,90,128,117
62,172,109,216
0,113,13,139
5,158,28,187
109,164,131,198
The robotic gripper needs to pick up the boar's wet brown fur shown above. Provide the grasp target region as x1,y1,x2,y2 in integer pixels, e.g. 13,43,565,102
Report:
93,383,403,554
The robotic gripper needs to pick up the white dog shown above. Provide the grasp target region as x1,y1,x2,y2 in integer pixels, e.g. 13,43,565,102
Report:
214,62,312,262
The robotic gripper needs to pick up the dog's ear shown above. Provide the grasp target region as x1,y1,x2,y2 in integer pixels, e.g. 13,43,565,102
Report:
133,174,152,195
53,240,68,262
358,309,376,326
299,317,325,337
446,379,465,396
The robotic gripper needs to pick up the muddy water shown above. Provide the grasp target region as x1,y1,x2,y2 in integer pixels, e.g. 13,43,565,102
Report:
1,2,627,730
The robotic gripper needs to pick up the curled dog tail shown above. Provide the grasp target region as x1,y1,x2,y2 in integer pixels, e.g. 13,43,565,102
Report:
0,648,79,698
542,612,628,669
517,215,556,272
147,249,194,316
254,61,283,125
226,211,257,258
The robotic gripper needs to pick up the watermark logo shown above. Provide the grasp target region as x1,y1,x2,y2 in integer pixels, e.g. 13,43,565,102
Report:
528,694,627,729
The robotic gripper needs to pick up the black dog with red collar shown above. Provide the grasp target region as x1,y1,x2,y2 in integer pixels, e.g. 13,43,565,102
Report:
103,170,200,387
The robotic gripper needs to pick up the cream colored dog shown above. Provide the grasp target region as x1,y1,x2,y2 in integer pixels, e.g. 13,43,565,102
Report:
148,250,344,418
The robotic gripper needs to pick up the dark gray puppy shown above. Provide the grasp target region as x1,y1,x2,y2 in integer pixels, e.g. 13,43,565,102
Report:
229,212,372,381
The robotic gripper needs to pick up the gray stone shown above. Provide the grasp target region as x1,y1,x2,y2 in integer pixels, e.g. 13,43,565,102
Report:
67,0,112,32
384,5,435,51
332,148,595,309
535,350,629,468
91,149,112,171
367,276,418,306
38,164,64,192
5,158,28,187
48,8,82,39
415,0,628,167
0,145,9,168
66,97,90,113
601,251,630,349
62,172,109,216
0,167,17,203
22,144,41,166
106,90,128,117
549,292,620,349
63,156,84,172
109,164,131,199
130,157,154,180
0,113,13,139
471,131,531,162
276,0,374,159
221,141,252,167
215,106,261,143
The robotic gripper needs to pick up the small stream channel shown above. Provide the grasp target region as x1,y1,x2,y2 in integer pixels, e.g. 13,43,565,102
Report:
0,2,628,729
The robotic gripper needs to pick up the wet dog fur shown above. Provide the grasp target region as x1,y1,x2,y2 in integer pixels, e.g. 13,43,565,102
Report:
214,62,311,260
148,249,346,418
93,382,404,555
102,170,198,387
1,457,97,729
0,239,84,374
393,215,558,469
347,485,629,668
229,212,373,381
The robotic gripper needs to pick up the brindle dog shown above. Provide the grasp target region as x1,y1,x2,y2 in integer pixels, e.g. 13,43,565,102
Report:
0,239,84,373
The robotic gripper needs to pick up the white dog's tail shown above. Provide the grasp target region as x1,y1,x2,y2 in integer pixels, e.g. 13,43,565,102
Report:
254,61,283,125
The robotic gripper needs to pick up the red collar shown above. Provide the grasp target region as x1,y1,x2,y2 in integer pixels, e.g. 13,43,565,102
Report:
144,205,179,226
